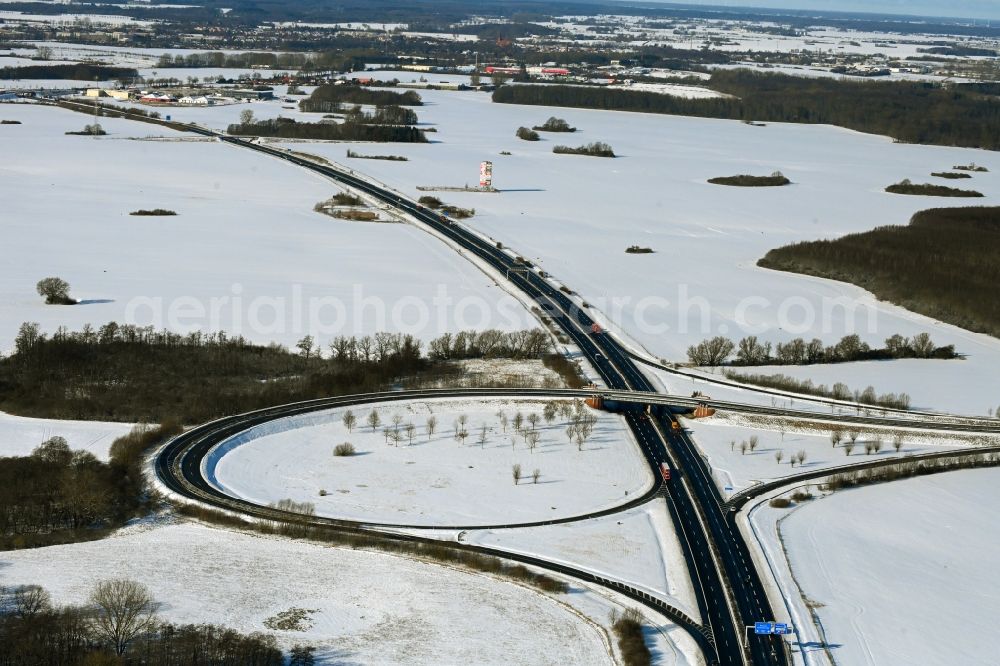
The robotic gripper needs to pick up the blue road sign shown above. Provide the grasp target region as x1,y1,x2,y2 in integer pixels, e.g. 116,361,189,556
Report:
754,622,773,635
774,623,793,635
724,486,734,491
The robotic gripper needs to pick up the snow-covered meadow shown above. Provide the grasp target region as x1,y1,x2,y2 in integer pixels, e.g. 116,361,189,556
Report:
228,72,1000,417
0,411,132,460
11,70,1000,412
751,467,1000,666
0,520,622,665
0,103,538,353
207,398,653,525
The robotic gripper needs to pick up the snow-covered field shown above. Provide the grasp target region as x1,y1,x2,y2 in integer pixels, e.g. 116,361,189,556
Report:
0,411,133,460
464,500,700,619
15,42,293,69
513,80,726,100
753,468,1000,666
685,415,969,496
207,398,653,525
213,73,1000,417
710,62,970,84
0,10,156,26
609,81,728,99
16,73,999,413
0,520,621,665
0,102,537,352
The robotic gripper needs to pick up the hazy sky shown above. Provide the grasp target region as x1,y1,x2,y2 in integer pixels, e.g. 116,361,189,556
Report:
670,1,1000,21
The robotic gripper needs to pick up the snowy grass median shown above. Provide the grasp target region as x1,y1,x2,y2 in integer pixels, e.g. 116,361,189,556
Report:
206,397,653,526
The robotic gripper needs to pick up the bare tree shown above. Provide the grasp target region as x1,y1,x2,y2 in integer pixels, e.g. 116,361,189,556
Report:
566,424,578,444
33,436,72,464
730,440,736,451
89,579,158,656
392,413,403,430
911,332,935,358
499,411,509,433
865,441,875,455
844,442,855,456
872,438,883,454
513,411,524,432
532,468,541,483
36,277,74,305
239,108,255,126
740,441,748,455
512,464,522,485
749,435,759,452
774,450,784,465
342,410,357,433
830,429,843,448
405,423,415,446
367,409,381,432
457,429,469,445
526,430,540,453
296,335,315,359
893,434,904,452
795,450,807,466
527,413,540,431
458,414,469,431
686,336,735,365
12,585,51,618
543,402,558,424
426,415,438,439
848,430,861,446
478,424,488,448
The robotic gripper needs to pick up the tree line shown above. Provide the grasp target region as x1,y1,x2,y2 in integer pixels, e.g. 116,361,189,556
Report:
824,451,1000,491
155,51,312,70
342,104,420,125
759,207,1000,339
0,64,138,81
493,70,1000,150
885,180,983,197
227,117,426,142
553,142,615,157
723,370,912,410
0,323,552,423
687,332,955,366
423,329,550,360
300,84,423,111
